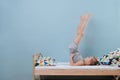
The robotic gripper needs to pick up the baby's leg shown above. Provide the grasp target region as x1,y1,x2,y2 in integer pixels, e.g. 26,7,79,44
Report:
74,14,91,45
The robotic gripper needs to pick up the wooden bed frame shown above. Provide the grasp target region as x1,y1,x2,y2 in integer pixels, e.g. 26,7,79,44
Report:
32,54,120,80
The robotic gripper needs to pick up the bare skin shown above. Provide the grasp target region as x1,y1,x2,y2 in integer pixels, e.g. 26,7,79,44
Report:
70,13,93,66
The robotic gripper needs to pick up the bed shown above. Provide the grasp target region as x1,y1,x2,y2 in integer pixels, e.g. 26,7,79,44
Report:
32,54,120,80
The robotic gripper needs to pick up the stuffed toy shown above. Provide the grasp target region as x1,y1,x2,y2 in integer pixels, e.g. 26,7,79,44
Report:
98,48,120,67
35,53,56,66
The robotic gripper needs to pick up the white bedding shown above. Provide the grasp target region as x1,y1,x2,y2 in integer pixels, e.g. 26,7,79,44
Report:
35,62,120,70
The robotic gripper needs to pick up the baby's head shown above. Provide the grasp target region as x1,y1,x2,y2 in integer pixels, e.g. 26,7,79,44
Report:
84,56,98,65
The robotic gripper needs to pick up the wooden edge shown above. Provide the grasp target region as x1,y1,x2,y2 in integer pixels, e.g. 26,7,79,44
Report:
32,54,41,80
34,69,120,76
32,55,35,80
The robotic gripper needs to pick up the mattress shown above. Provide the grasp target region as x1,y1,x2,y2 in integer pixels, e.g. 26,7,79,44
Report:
35,62,120,70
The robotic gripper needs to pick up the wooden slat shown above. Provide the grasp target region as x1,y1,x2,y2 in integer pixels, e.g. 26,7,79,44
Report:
34,69,120,76
32,55,35,80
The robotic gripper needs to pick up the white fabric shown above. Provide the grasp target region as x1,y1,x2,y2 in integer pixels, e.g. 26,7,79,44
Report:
35,62,120,70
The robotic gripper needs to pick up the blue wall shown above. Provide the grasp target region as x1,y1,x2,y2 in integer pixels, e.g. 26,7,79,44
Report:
0,0,120,80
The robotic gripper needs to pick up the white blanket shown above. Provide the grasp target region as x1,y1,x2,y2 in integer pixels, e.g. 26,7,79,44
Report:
35,62,120,70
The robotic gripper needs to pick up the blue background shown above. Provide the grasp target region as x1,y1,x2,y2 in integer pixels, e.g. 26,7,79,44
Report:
0,0,120,80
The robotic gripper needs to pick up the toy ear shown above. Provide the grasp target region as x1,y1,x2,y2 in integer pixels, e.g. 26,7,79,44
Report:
39,53,41,55
39,53,43,59
52,59,55,63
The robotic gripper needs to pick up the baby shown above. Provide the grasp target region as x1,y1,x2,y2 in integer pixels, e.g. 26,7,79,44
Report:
69,13,98,66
